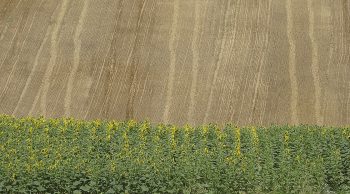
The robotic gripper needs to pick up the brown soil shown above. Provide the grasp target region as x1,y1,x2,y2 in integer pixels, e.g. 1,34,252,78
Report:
0,0,349,126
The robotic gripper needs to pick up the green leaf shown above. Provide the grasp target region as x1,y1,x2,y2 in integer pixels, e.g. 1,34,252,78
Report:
80,185,91,192
183,189,191,194
167,189,176,193
89,181,96,186
202,183,209,188
141,185,149,192
73,190,82,194
32,181,40,186
106,188,115,194
73,181,81,186
80,178,88,182
140,177,146,181
116,185,123,191
37,185,46,192
5,185,12,191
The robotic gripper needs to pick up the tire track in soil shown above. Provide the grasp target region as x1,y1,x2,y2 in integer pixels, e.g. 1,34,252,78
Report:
64,0,90,117
40,0,69,116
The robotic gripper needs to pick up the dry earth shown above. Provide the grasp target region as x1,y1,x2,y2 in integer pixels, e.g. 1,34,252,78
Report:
0,0,349,126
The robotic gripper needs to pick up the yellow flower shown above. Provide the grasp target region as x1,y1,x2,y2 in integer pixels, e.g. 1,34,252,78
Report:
41,148,49,156
203,126,208,136
93,120,101,127
204,147,209,154
235,127,241,157
171,126,177,148
59,126,66,134
251,127,259,147
216,127,224,141
123,130,130,152
127,120,136,129
334,149,341,159
48,163,58,171
110,161,117,172
107,122,114,131
26,164,31,172
184,124,190,133
284,131,289,143
225,156,234,164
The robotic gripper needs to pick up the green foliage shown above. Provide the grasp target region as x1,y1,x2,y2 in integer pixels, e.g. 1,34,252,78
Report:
0,114,349,193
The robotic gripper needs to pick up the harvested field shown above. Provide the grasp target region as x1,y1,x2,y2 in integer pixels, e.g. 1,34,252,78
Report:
0,0,349,126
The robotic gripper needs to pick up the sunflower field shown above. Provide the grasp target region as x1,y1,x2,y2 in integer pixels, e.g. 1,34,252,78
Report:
0,114,349,193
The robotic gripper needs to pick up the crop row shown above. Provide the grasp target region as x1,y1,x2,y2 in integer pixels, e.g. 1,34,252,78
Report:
0,115,349,193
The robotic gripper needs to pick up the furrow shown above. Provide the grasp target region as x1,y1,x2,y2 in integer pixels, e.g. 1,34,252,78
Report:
307,0,322,125
163,0,179,123
40,0,69,116
188,0,200,124
286,0,299,125
64,0,90,117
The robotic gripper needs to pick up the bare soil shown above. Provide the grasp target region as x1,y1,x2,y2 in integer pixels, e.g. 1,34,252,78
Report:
0,0,349,126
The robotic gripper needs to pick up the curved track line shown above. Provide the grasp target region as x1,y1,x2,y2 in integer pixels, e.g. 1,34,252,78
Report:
203,1,230,123
307,0,322,125
0,17,22,71
84,0,124,119
0,4,38,109
28,87,42,115
188,0,200,124
286,0,299,125
97,0,137,118
40,0,69,116
237,1,254,123
217,1,238,121
13,25,51,115
134,1,156,115
249,1,271,124
259,0,272,124
64,0,90,117
15,0,22,9
124,0,147,119
125,0,151,120
0,24,8,42
227,0,242,121
163,0,179,123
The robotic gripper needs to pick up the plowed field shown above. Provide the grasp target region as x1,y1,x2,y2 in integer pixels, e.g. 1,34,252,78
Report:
0,0,349,126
